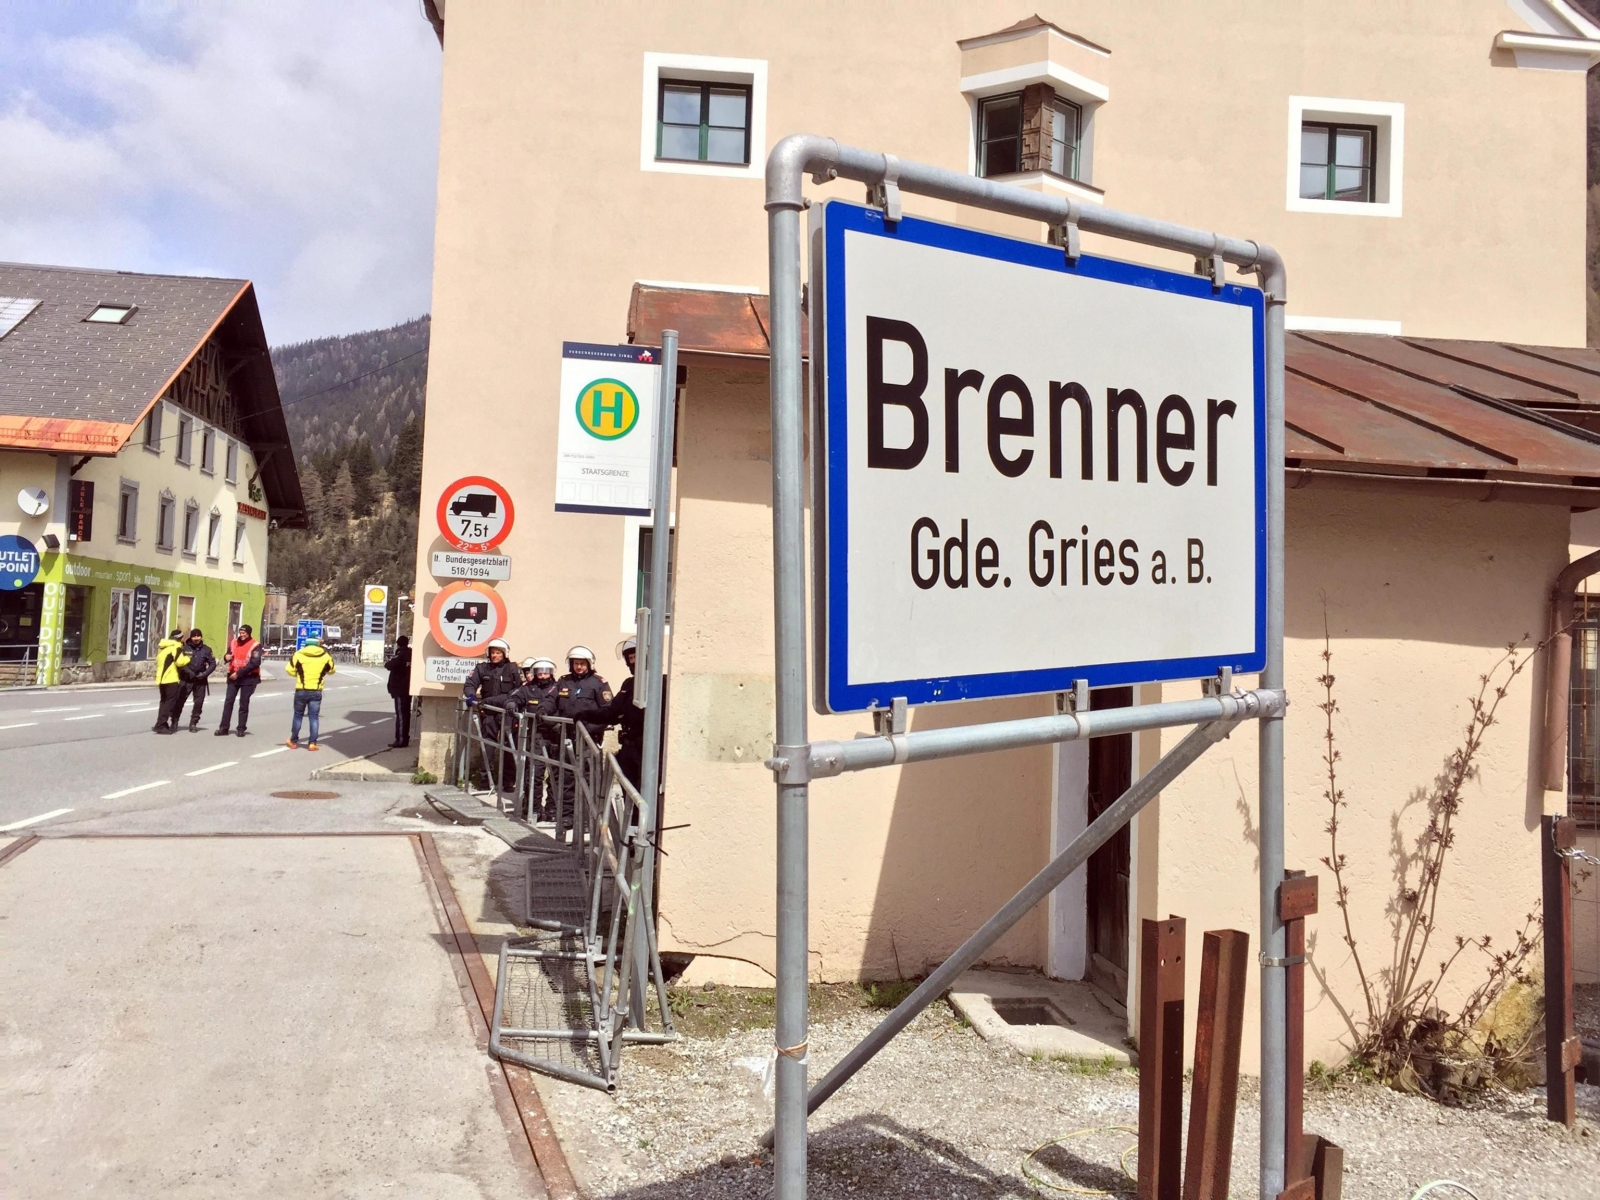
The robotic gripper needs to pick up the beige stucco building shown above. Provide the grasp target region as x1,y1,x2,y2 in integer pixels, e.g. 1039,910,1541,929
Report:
412,1,1600,1068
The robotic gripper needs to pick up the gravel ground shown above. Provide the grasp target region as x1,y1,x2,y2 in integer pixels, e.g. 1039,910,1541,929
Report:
1578,984,1599,1045
535,997,1600,1200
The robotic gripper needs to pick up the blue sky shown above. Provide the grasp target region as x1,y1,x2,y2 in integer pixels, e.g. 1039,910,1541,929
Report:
0,1,441,344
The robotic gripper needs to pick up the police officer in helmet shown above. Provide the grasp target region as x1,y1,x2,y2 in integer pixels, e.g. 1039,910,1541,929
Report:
507,657,560,822
550,645,611,827
604,636,648,788
462,637,522,792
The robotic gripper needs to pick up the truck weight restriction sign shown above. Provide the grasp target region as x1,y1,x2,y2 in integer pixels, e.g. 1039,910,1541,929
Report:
429,581,507,655
437,476,515,551
812,201,1266,713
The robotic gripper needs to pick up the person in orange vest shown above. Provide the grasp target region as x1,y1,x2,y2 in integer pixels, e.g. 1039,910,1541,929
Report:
215,624,263,737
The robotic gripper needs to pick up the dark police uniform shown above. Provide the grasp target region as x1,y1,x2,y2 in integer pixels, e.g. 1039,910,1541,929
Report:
552,669,611,824
463,656,523,790
507,676,560,820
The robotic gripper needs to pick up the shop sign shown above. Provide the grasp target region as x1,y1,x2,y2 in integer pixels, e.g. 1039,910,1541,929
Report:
0,534,40,590
437,476,514,552
810,200,1266,712
425,655,481,684
130,584,152,661
295,618,325,650
238,501,268,520
429,581,507,656
554,342,661,516
430,550,512,581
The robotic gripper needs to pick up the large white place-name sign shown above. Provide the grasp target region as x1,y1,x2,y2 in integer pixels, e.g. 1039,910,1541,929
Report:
811,201,1266,714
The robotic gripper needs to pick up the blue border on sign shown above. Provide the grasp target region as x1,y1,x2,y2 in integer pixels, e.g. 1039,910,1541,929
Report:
563,341,661,364
817,200,1268,714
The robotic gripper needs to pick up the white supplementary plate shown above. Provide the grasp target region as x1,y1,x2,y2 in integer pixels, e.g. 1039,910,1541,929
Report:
431,550,512,581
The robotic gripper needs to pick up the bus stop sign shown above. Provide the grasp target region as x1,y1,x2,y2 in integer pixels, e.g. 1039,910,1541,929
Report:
811,201,1265,713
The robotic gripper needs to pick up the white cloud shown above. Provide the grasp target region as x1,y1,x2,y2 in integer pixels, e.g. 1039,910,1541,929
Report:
0,2,441,343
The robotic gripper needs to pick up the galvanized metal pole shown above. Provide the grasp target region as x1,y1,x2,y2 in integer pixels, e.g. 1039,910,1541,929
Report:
766,176,810,1200
630,329,678,1028
1258,265,1289,1200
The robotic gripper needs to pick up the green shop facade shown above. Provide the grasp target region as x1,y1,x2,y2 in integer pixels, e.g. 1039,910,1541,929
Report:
0,263,305,687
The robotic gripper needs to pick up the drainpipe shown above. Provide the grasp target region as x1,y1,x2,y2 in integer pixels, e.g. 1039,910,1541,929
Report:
1541,547,1600,792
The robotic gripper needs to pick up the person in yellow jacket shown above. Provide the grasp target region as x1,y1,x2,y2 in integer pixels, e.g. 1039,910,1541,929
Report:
285,636,336,750
152,628,191,735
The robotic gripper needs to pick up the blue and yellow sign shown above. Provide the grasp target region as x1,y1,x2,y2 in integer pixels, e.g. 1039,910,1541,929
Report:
575,378,640,440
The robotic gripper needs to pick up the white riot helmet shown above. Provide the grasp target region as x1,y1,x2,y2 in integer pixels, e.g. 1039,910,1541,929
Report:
519,657,537,671
566,645,596,666
531,658,557,675
617,636,637,657
486,638,510,658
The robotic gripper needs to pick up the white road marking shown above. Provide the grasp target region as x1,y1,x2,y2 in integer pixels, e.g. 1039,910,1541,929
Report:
251,747,289,758
113,701,155,708
0,722,39,731
367,720,388,726
62,714,104,722
0,807,73,832
32,707,80,713
101,780,170,800
184,761,238,776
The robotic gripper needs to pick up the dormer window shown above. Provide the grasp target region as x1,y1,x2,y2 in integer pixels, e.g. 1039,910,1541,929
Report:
979,87,1082,181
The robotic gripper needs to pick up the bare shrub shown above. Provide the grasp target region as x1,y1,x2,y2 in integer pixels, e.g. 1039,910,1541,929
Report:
1316,619,1543,1101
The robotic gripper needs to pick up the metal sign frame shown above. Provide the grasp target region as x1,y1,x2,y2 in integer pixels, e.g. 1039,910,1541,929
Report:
762,136,1288,1200
810,199,1268,712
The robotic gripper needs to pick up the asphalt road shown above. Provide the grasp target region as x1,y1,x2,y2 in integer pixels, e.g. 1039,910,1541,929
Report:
0,663,406,834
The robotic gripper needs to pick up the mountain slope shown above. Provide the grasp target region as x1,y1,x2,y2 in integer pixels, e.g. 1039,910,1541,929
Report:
273,315,429,462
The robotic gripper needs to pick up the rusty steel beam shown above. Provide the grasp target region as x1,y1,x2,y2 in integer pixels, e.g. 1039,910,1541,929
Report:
1139,916,1187,1200
1542,816,1579,1126
1279,871,1318,1185
1183,929,1249,1200
0,833,41,867
414,833,581,1199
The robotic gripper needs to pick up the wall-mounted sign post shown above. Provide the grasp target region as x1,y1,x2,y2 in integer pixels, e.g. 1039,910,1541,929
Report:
295,618,324,651
759,138,1286,1200
554,343,661,515
429,580,507,656
437,476,515,553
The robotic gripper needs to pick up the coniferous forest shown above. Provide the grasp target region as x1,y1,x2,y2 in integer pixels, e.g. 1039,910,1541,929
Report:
266,317,429,638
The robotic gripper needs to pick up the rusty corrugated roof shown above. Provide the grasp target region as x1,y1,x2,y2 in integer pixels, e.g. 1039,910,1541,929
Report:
628,282,1600,503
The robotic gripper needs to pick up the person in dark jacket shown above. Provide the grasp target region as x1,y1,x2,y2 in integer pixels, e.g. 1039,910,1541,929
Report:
602,636,670,792
507,657,560,821
385,635,413,748
214,624,262,737
551,645,612,825
463,638,522,791
174,628,217,732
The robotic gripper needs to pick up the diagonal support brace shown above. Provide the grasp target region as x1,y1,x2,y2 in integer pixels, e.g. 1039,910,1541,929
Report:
759,717,1241,1145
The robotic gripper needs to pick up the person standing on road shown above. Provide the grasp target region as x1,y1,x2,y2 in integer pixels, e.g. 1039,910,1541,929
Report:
285,635,336,750
214,624,263,737
551,645,612,825
152,628,190,734
385,635,413,748
462,638,521,790
507,656,560,821
173,628,216,732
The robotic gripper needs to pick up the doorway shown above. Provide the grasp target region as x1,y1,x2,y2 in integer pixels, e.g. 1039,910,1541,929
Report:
1086,686,1133,1000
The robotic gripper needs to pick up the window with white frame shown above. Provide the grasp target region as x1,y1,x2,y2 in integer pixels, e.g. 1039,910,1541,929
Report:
117,481,139,543
977,88,1083,181
233,516,247,564
207,509,223,561
156,491,176,550
176,413,194,464
107,588,134,658
200,427,216,475
182,501,200,557
640,53,767,179
225,439,239,483
1286,97,1403,217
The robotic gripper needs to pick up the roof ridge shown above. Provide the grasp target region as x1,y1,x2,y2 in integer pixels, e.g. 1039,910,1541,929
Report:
0,260,248,286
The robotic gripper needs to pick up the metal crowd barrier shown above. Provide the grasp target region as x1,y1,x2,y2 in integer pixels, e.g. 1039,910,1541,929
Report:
446,701,674,1090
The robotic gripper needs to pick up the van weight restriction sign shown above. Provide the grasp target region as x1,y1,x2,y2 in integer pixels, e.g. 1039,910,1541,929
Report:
429,580,508,656
437,476,515,551
812,201,1266,713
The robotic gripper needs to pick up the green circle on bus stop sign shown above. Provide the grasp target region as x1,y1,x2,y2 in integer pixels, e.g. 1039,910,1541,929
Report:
575,378,640,440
